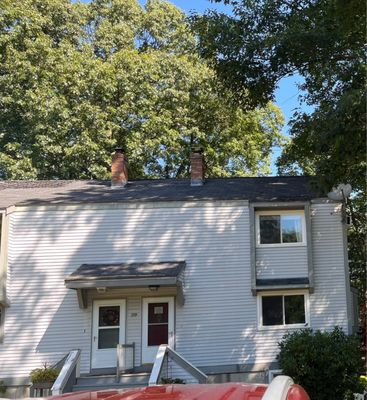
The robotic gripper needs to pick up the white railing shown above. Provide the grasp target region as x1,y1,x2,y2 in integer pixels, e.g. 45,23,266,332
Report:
262,376,294,400
51,349,81,395
148,345,208,386
116,343,135,382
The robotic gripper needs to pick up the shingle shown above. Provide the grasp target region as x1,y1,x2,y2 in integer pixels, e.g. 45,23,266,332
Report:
0,176,324,209
65,261,185,281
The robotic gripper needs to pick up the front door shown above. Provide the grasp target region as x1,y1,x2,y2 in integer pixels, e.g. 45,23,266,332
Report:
92,300,126,369
142,297,174,364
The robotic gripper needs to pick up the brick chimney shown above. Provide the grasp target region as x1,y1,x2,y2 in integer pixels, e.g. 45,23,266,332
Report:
111,148,128,188
190,148,205,186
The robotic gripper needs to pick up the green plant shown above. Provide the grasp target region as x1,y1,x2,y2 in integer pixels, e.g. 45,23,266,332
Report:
0,380,6,395
160,377,186,384
29,363,59,384
277,327,364,400
360,375,367,390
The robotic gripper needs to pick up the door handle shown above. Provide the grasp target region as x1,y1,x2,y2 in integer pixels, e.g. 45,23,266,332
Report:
93,336,97,342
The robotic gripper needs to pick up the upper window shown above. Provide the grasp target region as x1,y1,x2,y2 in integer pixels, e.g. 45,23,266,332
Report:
256,211,306,246
258,292,309,329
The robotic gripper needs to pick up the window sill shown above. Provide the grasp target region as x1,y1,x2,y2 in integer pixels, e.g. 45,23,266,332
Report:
256,243,307,248
257,323,309,332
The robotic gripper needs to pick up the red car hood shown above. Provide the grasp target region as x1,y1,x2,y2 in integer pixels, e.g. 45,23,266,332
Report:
47,383,268,400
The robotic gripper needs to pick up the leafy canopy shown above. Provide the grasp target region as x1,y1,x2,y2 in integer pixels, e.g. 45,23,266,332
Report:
194,0,366,192
0,0,284,180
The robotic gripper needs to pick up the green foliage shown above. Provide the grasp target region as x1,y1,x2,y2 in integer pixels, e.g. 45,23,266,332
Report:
161,377,185,384
277,327,364,400
0,380,6,395
29,363,59,384
347,194,367,311
194,0,366,191
0,0,284,180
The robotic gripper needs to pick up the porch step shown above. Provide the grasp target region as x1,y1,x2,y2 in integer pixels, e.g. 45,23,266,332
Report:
72,373,150,392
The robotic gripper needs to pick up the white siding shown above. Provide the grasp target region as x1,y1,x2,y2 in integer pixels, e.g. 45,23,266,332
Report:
0,200,350,380
256,246,308,279
1,202,255,378
309,203,349,331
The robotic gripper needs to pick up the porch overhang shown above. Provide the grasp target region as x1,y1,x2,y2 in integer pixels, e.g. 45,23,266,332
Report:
65,261,186,309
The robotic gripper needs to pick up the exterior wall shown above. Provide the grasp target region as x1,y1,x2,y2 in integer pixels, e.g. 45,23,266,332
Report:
256,246,308,279
1,201,251,379
309,202,350,331
0,200,350,383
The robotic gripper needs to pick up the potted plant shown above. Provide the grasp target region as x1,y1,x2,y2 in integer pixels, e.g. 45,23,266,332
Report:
30,363,59,396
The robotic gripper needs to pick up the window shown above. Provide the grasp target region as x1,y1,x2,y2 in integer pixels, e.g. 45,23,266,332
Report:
256,211,305,246
258,292,309,328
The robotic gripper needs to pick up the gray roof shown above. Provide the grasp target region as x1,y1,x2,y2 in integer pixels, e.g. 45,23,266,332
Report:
66,261,185,282
0,176,324,209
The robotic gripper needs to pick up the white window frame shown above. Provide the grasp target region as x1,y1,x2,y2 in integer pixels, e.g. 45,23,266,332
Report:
256,210,307,247
257,290,310,330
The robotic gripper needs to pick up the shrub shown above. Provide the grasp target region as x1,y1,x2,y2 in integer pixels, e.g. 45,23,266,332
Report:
29,363,59,384
0,380,6,395
160,377,186,384
277,327,364,400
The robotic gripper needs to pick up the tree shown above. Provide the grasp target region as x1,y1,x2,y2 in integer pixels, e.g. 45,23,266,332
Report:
194,0,366,191
0,0,284,180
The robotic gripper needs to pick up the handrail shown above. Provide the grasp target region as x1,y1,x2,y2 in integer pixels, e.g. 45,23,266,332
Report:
51,349,81,395
149,345,208,386
262,375,294,400
116,343,135,382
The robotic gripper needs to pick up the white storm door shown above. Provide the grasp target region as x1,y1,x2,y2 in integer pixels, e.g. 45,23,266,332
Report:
92,300,126,369
142,297,174,364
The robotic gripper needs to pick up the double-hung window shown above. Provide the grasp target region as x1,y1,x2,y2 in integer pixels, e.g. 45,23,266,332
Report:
258,292,309,329
256,210,306,246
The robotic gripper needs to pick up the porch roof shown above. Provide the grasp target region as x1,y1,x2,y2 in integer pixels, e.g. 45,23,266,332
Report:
65,261,186,308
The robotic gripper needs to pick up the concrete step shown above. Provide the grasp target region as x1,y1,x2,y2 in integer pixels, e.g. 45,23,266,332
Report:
73,373,150,392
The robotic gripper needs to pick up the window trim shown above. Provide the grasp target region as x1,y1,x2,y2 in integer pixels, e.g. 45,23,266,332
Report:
257,290,310,330
255,210,307,247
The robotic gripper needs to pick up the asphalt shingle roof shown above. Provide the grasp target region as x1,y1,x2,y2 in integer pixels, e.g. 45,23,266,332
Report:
65,261,185,282
0,176,324,209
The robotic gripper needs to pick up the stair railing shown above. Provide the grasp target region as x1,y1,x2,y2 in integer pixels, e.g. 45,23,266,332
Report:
116,343,135,382
51,349,81,395
148,345,207,386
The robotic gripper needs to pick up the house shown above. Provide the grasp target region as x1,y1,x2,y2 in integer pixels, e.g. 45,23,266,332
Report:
0,149,356,397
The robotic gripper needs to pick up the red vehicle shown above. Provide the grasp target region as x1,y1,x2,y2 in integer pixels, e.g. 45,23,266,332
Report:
45,376,310,400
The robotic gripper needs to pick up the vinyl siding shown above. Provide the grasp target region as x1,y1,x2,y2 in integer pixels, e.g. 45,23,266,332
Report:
309,203,349,331
256,246,308,279
0,200,350,381
1,202,254,378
